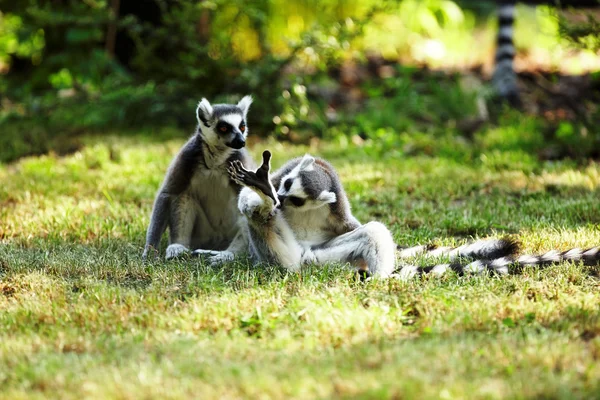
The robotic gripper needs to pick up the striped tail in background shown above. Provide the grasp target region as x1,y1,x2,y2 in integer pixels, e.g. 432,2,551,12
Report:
492,1,520,106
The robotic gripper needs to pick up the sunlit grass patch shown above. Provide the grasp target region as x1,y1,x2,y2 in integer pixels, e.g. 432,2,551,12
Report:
0,133,599,398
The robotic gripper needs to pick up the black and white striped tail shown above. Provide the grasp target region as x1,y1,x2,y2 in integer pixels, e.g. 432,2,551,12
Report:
397,237,520,261
492,1,520,106
395,247,600,280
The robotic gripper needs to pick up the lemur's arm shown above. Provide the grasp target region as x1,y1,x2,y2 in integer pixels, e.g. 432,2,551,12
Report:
142,138,202,260
142,192,171,260
194,151,277,264
228,151,305,270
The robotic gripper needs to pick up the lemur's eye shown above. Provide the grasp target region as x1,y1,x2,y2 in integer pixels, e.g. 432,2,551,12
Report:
283,179,292,191
288,196,306,207
219,125,228,133
239,124,245,132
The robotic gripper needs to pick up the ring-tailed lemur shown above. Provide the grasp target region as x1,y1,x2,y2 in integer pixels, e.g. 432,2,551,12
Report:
394,243,600,280
225,150,397,277
142,95,255,260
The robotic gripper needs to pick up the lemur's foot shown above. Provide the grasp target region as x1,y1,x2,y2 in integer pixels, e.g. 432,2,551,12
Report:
192,249,235,266
228,150,279,206
165,243,189,260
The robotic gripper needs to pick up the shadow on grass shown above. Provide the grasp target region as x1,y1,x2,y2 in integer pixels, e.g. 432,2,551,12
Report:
0,238,297,294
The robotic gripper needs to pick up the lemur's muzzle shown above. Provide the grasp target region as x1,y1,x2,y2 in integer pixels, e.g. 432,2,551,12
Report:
276,195,286,208
227,131,246,149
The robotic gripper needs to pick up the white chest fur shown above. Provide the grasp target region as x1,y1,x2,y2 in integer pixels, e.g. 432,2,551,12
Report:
284,206,334,247
186,166,240,248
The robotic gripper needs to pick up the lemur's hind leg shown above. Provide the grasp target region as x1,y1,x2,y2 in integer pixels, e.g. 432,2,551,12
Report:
229,151,304,270
311,221,396,277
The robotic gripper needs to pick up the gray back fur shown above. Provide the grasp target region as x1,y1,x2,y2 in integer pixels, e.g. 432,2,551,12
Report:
273,156,360,235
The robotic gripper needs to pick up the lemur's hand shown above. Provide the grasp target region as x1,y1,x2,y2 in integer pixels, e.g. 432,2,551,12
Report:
255,150,271,181
228,150,278,205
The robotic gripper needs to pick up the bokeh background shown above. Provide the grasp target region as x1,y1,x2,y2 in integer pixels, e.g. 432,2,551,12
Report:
0,0,599,164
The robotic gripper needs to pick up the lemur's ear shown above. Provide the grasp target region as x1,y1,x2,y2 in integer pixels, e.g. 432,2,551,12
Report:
317,190,337,204
237,95,253,118
299,154,315,171
197,98,213,126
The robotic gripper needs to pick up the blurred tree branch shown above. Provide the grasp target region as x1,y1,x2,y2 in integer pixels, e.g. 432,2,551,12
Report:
105,0,120,57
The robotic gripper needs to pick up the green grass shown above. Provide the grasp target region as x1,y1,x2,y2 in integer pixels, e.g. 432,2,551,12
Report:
1,131,599,399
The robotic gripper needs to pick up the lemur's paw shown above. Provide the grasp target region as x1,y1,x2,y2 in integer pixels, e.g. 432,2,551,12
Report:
227,160,253,186
165,244,189,260
228,150,278,206
209,251,235,266
192,249,235,266
192,249,220,257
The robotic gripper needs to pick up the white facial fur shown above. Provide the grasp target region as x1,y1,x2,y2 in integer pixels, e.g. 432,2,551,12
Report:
278,176,305,198
277,154,315,196
220,113,246,138
277,156,310,198
300,190,336,210
198,124,219,148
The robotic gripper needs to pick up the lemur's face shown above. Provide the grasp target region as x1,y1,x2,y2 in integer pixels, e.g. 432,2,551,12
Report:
277,155,337,211
196,96,252,150
212,113,247,149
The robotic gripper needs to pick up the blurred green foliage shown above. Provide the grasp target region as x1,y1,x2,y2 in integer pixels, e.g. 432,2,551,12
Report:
0,0,598,163
0,0,376,156
556,1,600,52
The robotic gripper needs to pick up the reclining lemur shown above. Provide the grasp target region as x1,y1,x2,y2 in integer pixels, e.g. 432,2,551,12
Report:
204,151,599,278
221,150,398,277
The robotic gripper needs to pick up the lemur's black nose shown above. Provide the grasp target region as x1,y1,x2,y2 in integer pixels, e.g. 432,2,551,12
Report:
277,195,286,208
228,133,246,149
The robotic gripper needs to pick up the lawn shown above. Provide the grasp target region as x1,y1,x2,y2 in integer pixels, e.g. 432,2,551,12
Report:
0,131,599,399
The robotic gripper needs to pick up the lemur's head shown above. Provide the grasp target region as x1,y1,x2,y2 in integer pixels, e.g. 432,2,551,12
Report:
196,95,253,150
277,154,338,211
